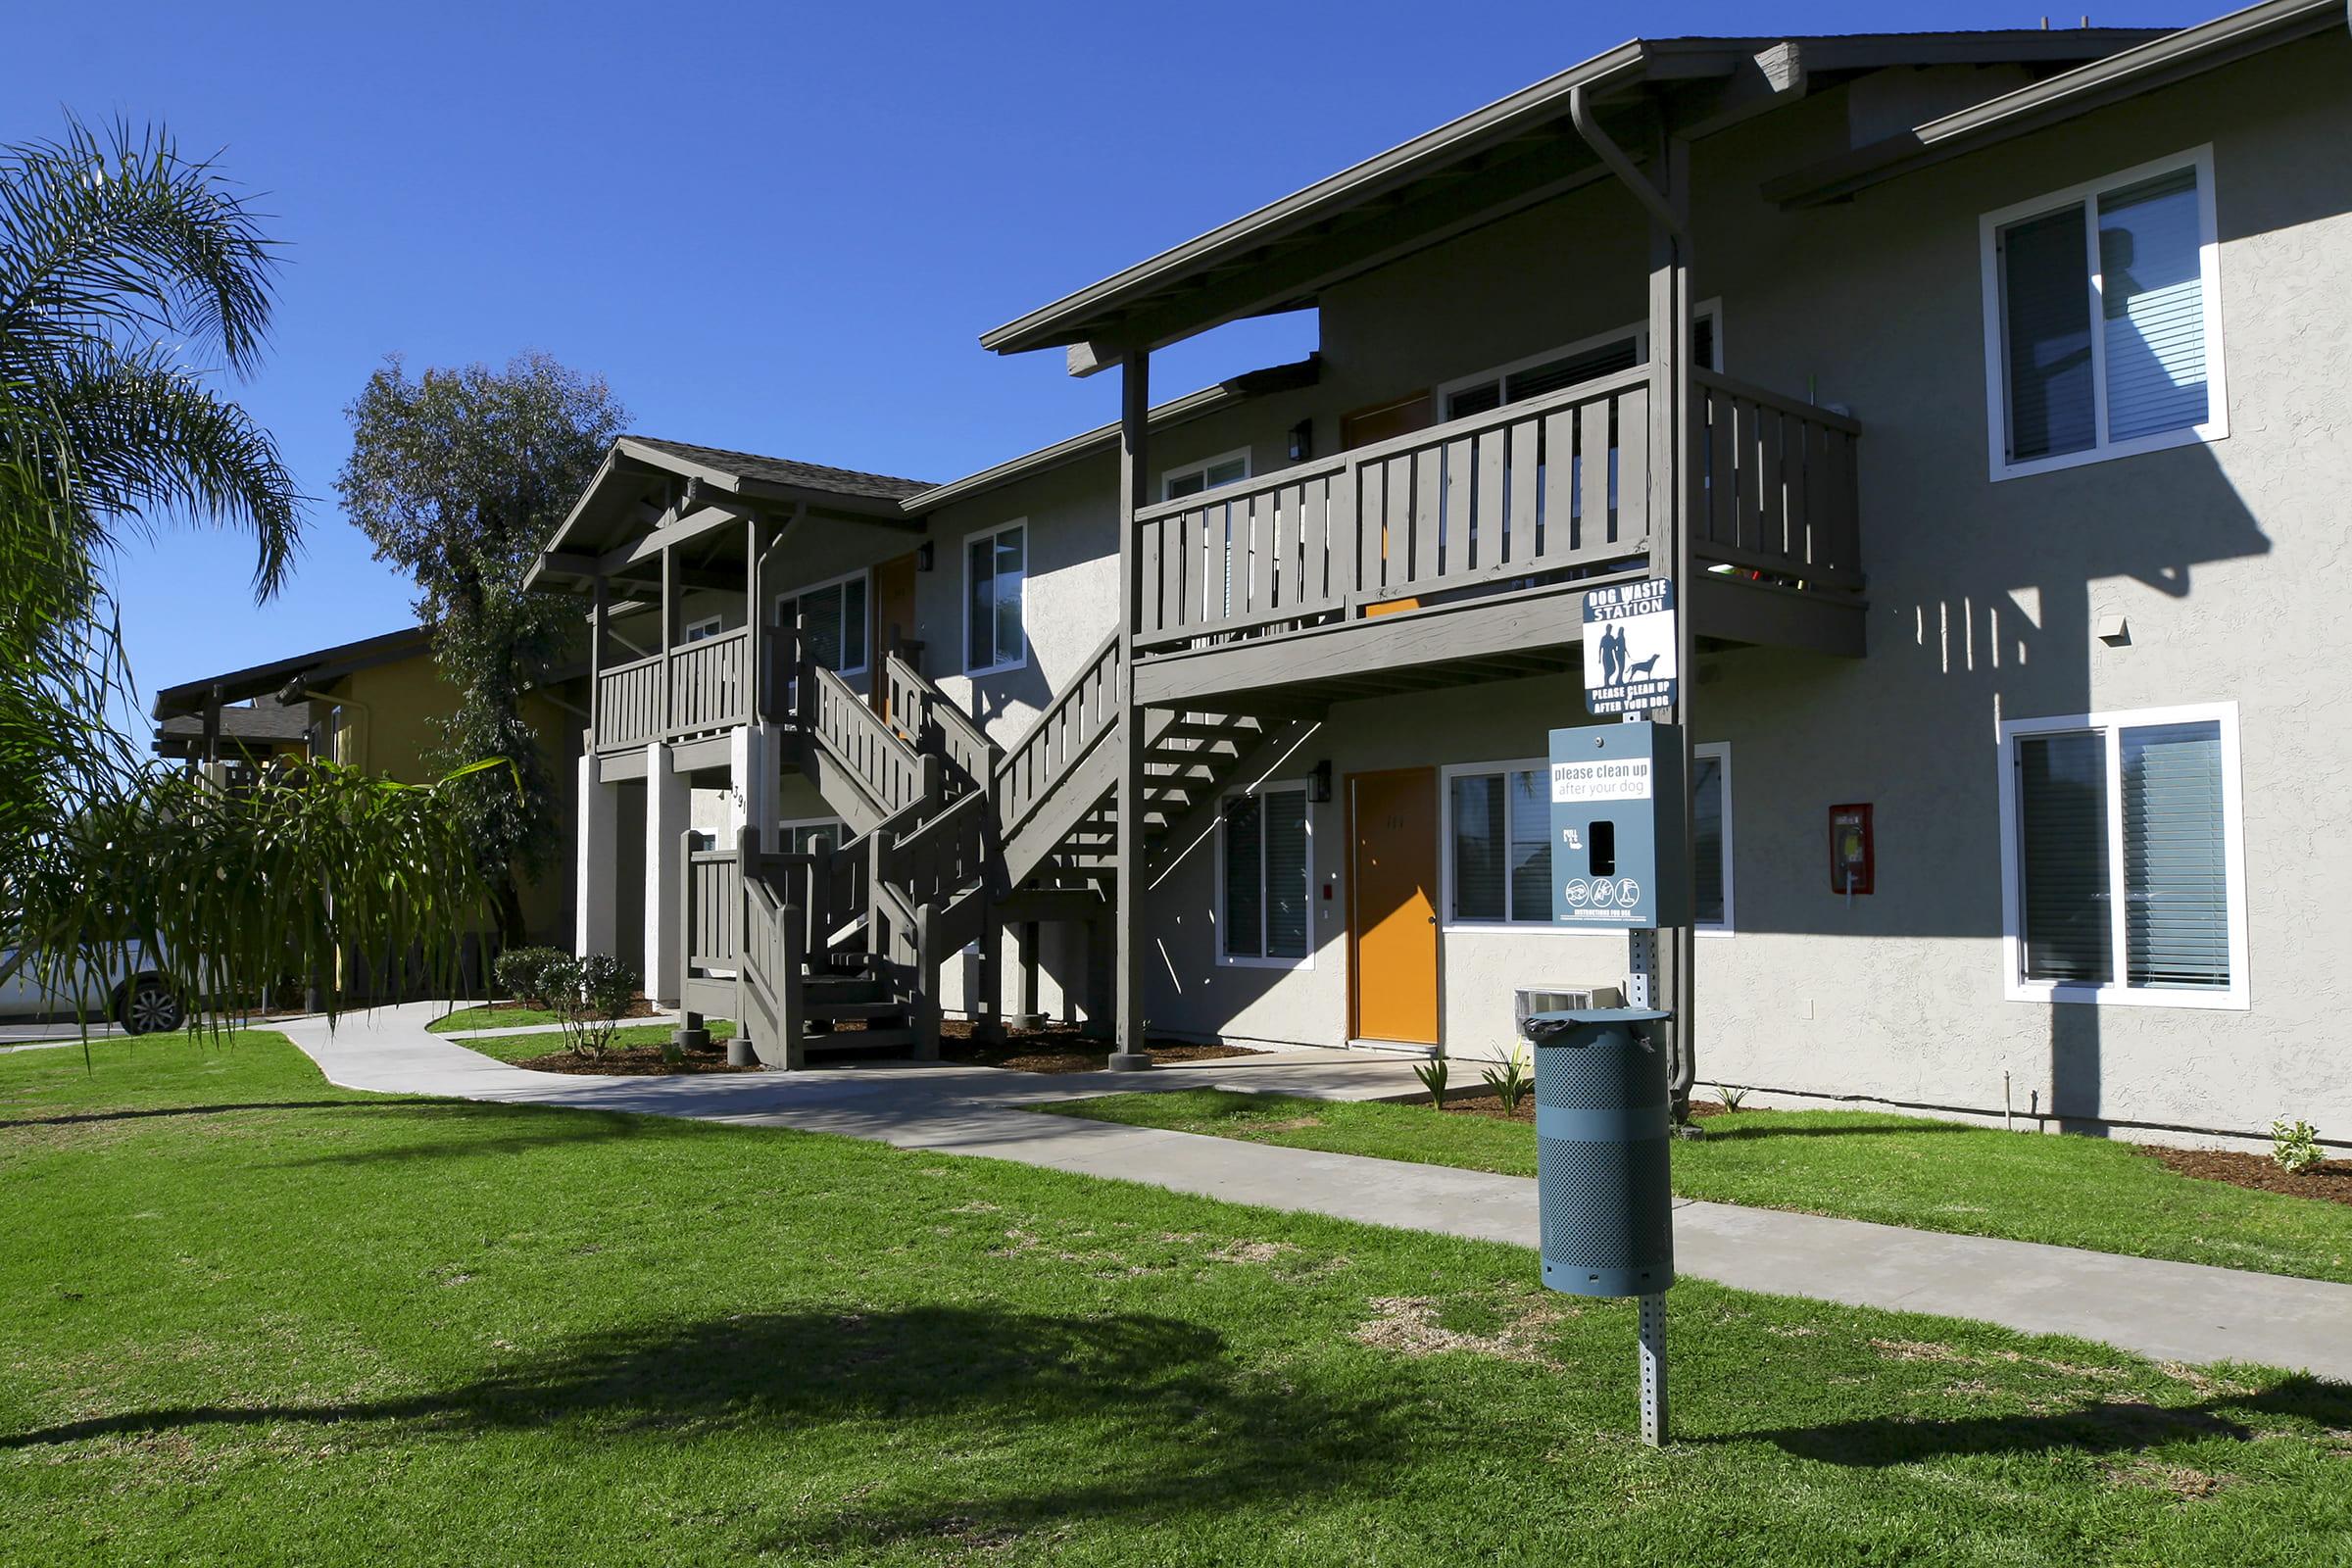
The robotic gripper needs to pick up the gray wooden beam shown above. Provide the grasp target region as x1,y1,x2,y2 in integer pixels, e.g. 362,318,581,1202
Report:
1111,350,1152,1068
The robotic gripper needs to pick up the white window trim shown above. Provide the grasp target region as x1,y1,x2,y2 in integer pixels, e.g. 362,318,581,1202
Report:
1214,780,1315,970
1434,299,1724,416
1160,447,1252,502
681,613,723,643
771,566,871,677
779,815,845,849
1439,749,1734,936
962,518,1029,678
1995,700,2248,1010
1979,145,2229,483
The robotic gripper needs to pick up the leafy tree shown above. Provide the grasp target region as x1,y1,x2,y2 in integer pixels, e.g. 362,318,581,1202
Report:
337,354,626,944
0,117,500,1030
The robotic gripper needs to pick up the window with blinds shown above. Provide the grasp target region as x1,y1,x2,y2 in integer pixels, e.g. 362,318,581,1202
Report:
1987,152,2221,476
1448,748,1731,929
965,521,1026,674
1443,315,1718,422
777,573,868,675
1220,785,1312,964
2005,708,2241,1004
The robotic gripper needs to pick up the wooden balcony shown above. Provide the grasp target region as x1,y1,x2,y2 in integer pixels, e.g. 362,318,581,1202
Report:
593,625,756,756
1125,367,1864,709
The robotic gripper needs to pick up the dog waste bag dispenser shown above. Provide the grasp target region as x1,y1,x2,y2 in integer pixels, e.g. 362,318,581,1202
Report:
1547,721,1688,930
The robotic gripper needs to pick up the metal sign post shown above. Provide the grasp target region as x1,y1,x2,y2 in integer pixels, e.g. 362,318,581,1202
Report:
1638,1291,1669,1446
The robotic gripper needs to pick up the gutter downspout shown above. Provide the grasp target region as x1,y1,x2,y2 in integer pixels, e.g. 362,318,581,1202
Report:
1568,85,1686,239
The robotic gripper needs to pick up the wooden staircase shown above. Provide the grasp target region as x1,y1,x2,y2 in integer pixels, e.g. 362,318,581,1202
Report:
692,630,1307,1068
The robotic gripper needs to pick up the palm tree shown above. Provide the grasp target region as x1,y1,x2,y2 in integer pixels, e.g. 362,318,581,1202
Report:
0,115,300,595
0,117,500,1033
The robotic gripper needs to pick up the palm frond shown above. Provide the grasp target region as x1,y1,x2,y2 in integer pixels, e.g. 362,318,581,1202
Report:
30,344,301,595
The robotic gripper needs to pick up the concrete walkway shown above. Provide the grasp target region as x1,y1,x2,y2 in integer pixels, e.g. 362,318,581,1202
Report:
276,1004,2352,1381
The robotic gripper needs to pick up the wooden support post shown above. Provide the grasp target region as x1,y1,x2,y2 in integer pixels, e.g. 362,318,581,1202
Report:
590,575,608,745
1110,348,1152,1070
976,910,1004,1041
1642,130,1701,1123
913,902,944,1060
780,897,808,1071
1009,917,1045,1030
659,542,675,739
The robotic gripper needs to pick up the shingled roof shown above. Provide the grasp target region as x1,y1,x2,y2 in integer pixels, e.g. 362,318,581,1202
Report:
619,436,933,503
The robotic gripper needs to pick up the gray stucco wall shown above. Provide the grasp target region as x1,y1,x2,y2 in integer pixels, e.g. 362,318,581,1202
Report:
1130,37,2352,1143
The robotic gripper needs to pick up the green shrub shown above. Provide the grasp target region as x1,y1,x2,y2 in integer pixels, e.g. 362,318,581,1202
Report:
1413,1056,1449,1109
545,953,638,1058
2273,1118,2325,1175
1716,1083,1750,1112
493,945,569,1010
1481,1045,1532,1112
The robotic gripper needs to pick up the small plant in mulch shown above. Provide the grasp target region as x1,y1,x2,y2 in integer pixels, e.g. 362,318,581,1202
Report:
1715,1083,1751,1112
1480,1046,1532,1112
2139,1140,2352,1206
1412,1057,1449,1109
2274,1118,2325,1175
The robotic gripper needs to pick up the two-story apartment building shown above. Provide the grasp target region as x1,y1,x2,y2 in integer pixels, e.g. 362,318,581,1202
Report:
532,1,2352,1149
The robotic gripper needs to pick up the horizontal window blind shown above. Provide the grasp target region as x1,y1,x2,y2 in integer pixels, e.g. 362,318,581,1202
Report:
1450,774,1505,921
1507,768,1550,922
2001,205,2096,463
1222,796,1263,959
2121,720,2229,989
2099,169,2208,442
2017,730,2113,984
1264,792,1310,959
1692,755,1726,926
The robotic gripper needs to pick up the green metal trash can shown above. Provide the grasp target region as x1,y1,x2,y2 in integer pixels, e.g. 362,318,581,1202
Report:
1524,1007,1675,1298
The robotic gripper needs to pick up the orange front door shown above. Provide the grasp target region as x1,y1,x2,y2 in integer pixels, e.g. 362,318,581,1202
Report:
1349,767,1440,1046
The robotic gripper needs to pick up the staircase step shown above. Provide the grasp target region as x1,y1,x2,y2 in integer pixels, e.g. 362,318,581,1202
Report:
807,998,906,1021
805,977,888,1003
805,1025,917,1054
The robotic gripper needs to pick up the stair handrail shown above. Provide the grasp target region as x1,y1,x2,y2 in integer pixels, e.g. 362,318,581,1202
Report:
990,626,1124,839
886,650,1000,796
884,788,989,908
735,824,807,1065
807,661,931,817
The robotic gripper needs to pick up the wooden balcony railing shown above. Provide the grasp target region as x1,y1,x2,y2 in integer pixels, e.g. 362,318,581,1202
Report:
1127,364,1860,657
596,625,754,755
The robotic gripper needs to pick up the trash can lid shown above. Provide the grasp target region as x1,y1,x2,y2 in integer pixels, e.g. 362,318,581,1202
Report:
1521,1007,1672,1044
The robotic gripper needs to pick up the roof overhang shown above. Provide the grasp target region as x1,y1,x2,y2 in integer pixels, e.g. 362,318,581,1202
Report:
150,626,428,719
1765,0,2348,208
527,436,927,597
977,29,2162,364
902,357,1321,512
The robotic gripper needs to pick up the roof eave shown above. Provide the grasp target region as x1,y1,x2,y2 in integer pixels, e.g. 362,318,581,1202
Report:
1765,0,2345,208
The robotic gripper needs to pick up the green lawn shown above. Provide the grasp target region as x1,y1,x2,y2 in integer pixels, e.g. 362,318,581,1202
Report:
1042,1091,2352,1286
427,1004,567,1033
457,1019,738,1064
5,1039,2349,1566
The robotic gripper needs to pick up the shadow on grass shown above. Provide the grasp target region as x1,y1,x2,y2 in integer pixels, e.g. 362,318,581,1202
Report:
0,1306,1416,1546
1690,1120,1982,1142
1736,1375,2352,1466
268,1103,651,1168
0,1099,425,1130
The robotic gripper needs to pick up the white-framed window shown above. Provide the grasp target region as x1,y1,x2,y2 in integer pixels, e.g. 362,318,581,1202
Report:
1217,781,1313,967
775,569,869,676
1437,303,1723,421
1162,448,1250,501
780,817,845,857
1443,745,1732,932
1980,146,2227,481
964,519,1027,676
1997,702,2246,1008
681,613,724,643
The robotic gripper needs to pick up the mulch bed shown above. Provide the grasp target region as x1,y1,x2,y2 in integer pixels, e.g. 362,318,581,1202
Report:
2137,1144,2352,1206
509,1042,761,1076
1417,1091,1731,1126
936,1019,1259,1075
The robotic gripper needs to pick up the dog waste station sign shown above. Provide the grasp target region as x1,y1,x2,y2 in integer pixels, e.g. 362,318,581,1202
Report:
1582,579,1677,716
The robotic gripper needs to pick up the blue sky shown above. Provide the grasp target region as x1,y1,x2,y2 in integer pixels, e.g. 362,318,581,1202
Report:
17,0,2196,724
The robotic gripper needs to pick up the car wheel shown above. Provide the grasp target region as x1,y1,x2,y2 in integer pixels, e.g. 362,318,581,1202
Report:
121,978,183,1035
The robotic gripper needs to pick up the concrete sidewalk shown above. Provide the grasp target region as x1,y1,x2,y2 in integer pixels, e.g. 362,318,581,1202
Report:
277,1004,2352,1381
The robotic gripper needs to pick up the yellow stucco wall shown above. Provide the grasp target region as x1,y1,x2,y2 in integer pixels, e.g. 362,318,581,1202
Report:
320,652,576,944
